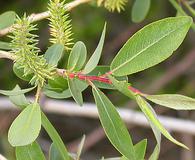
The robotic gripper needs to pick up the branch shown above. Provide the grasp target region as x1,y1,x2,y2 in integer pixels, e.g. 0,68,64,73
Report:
0,0,92,37
0,50,15,60
56,69,143,95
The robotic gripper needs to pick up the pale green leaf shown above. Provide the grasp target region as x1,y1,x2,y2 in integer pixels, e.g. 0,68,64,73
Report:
0,41,11,50
111,16,192,76
145,94,195,110
42,112,70,160
67,41,87,71
0,85,35,96
0,11,16,30
8,103,41,146
92,86,135,160
134,139,147,160
68,78,83,106
16,141,45,160
44,44,64,66
9,85,30,109
48,76,68,92
131,0,151,23
136,95,188,149
82,23,106,74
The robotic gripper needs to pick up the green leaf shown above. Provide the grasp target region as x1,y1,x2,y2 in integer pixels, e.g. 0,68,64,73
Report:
9,85,30,109
111,16,192,76
68,78,83,106
136,95,188,149
48,76,68,92
92,86,135,160
13,63,33,82
44,44,64,66
82,23,106,74
44,79,88,99
108,75,135,99
0,41,11,50
67,41,87,71
42,112,70,160
131,0,151,23
0,11,16,30
49,143,64,160
76,135,86,160
88,66,127,89
145,94,195,110
0,85,35,96
16,141,45,160
134,139,147,160
8,103,41,146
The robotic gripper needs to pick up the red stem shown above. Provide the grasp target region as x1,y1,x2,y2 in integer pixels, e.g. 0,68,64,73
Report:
57,69,142,94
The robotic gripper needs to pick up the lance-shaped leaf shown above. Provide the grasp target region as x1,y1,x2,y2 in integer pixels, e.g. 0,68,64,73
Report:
134,139,147,160
8,103,41,146
145,94,195,110
44,44,64,66
42,112,70,160
0,85,35,96
92,86,135,160
82,23,106,74
111,16,192,76
67,41,87,71
136,95,188,149
68,78,84,106
0,11,16,30
16,141,45,160
131,0,151,23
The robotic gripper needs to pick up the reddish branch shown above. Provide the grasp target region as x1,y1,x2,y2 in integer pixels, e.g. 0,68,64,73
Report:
57,69,143,94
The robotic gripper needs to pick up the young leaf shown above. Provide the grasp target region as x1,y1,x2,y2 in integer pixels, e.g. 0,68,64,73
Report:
42,112,70,160
82,23,106,74
13,63,33,82
134,139,147,160
136,95,188,149
67,41,87,71
145,94,195,110
108,75,135,99
16,141,45,160
44,44,64,66
92,86,135,160
0,85,35,96
49,143,64,160
9,85,30,109
68,78,84,106
8,103,41,146
0,11,16,30
111,16,192,76
0,41,11,50
131,0,151,23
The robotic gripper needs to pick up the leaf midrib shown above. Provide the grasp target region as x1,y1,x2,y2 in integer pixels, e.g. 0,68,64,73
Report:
111,24,183,73
94,88,135,159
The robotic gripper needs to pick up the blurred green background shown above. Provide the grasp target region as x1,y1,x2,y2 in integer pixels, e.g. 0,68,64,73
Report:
0,0,195,160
